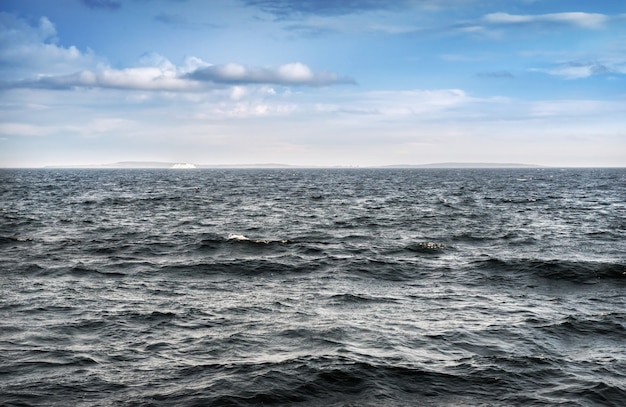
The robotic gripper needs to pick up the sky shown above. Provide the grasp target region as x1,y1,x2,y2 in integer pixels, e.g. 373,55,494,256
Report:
0,0,625,167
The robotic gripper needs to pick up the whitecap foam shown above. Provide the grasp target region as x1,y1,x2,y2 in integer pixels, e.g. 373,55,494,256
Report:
227,233,289,245
227,233,249,241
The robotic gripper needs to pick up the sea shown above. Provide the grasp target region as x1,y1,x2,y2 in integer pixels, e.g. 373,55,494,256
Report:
1,167,625,406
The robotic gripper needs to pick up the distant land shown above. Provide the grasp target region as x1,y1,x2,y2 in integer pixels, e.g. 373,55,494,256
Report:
43,161,545,169
381,162,543,168
44,162,294,169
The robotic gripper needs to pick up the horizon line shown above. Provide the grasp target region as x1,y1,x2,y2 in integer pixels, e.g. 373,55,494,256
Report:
2,161,625,169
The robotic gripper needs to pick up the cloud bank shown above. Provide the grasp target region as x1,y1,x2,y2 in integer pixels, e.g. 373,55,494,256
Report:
0,13,353,91
2,61,354,91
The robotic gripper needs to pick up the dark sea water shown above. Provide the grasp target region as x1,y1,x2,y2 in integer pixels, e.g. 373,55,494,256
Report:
1,168,625,406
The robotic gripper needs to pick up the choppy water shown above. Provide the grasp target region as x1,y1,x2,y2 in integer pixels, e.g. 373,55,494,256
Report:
1,168,625,406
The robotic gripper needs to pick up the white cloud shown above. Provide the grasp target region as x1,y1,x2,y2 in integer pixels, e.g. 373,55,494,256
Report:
230,86,248,100
88,118,136,133
31,65,206,91
542,65,595,79
187,62,355,86
0,12,98,79
347,89,473,117
531,61,626,79
194,87,484,121
529,99,624,118
483,12,608,29
4,59,354,91
277,62,314,82
0,122,52,137
200,91,298,118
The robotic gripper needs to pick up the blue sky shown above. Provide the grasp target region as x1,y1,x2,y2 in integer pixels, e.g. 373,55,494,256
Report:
1,0,625,167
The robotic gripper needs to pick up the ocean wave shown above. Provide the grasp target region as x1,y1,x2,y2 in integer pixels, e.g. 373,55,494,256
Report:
227,233,291,246
539,314,626,340
473,258,626,283
404,241,449,254
0,235,34,245
158,259,319,277
16,263,128,278
106,356,498,406
327,293,401,305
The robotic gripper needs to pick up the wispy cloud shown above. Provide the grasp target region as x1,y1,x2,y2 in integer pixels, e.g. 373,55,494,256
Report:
154,12,188,25
437,11,613,40
80,0,121,11
531,61,625,79
529,99,625,118
153,12,219,29
243,0,489,18
482,12,608,29
0,122,53,137
307,88,478,120
265,8,615,41
243,0,408,18
283,23,339,37
476,71,515,79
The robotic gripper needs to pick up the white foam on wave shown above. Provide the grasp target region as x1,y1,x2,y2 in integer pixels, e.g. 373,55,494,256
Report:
227,233,289,245
227,233,249,241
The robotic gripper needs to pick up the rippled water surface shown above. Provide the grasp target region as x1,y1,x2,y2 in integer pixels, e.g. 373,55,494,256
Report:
1,168,625,406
